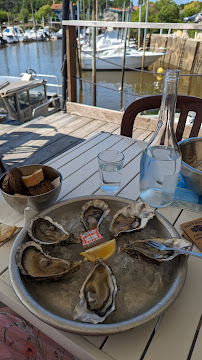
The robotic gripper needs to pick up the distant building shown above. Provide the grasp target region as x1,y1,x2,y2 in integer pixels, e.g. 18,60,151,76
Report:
51,3,77,21
51,3,62,21
104,6,137,21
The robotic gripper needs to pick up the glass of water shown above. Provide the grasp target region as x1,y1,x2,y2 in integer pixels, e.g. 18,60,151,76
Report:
98,150,124,193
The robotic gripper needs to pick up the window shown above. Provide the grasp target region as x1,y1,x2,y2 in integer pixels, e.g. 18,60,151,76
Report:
18,91,29,110
29,85,45,105
7,95,17,113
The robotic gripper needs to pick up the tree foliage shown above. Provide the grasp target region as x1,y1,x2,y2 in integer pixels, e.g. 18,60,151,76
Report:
0,0,199,24
0,9,7,22
131,0,180,23
181,1,201,17
35,4,54,21
18,8,29,22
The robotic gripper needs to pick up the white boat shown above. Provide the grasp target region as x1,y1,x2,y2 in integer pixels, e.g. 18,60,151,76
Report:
3,26,28,42
56,29,62,39
24,28,47,41
81,35,124,55
81,46,166,70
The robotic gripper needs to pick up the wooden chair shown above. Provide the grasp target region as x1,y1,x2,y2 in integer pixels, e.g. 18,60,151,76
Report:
121,95,202,142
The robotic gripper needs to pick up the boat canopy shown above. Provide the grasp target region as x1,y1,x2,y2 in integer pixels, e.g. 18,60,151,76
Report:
0,80,46,97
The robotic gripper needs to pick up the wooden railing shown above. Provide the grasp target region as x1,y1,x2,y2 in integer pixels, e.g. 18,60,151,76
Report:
62,20,202,103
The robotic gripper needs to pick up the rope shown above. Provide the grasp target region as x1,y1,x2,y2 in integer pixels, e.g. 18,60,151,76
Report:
74,75,140,97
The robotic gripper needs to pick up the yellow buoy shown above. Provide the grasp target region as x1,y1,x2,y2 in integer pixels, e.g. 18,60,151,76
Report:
157,67,164,74
156,74,164,81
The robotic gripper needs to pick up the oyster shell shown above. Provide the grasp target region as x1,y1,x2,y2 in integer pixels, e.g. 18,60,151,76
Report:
16,241,82,281
80,199,110,231
73,259,117,324
109,202,155,237
28,216,80,245
120,237,191,262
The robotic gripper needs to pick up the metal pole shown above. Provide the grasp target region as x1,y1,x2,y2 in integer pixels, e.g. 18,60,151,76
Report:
88,0,90,20
62,0,69,111
121,1,125,40
141,0,149,70
96,0,98,35
138,5,141,49
70,2,74,19
128,2,132,43
120,9,130,91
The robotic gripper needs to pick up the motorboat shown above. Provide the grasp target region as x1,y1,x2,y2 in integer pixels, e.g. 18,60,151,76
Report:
0,72,61,123
3,26,28,42
80,29,131,55
24,28,47,41
81,35,124,55
0,36,7,46
56,29,62,39
81,46,166,70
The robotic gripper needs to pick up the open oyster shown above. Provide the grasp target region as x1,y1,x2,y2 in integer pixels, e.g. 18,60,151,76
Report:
16,241,82,281
73,259,117,324
80,199,110,231
120,237,191,262
109,202,155,237
28,216,80,245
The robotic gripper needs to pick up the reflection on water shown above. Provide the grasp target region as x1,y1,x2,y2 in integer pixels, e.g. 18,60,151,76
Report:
1,40,201,111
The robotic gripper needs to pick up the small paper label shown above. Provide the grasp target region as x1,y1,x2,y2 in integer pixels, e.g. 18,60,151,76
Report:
181,217,202,252
80,229,104,248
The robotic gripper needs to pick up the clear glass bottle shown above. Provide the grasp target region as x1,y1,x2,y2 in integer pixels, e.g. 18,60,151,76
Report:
139,69,182,208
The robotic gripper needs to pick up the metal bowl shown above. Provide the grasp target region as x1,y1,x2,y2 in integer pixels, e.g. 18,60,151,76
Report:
0,164,62,213
9,195,187,335
178,137,202,196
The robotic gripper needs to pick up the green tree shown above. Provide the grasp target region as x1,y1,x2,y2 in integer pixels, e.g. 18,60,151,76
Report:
131,2,158,22
157,0,180,22
131,0,180,23
35,4,54,21
181,1,201,18
18,7,29,22
0,9,7,22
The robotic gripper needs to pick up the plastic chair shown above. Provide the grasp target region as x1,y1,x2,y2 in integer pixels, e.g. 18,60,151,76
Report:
121,95,202,142
0,158,5,173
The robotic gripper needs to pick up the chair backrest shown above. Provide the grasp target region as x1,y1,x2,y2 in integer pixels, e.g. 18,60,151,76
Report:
121,95,202,142
0,158,5,174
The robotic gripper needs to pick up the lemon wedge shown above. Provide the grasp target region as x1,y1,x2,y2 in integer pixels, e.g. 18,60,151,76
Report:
80,239,116,262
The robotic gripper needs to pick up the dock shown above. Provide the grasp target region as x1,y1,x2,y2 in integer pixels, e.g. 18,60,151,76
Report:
1,102,201,173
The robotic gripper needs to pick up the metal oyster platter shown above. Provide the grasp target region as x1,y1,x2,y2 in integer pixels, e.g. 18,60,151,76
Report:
9,195,187,335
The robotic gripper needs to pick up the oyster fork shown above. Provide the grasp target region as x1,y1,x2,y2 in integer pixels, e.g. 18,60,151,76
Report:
148,241,202,259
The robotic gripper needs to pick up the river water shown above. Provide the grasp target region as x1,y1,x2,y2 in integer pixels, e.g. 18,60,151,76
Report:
1,40,201,111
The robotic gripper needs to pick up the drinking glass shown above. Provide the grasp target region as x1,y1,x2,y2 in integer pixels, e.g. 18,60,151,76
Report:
98,150,124,193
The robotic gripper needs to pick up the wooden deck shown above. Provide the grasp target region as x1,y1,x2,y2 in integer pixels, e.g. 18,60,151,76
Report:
0,103,153,172
0,102,201,173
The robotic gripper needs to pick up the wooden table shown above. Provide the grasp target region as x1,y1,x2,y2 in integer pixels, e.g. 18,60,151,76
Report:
0,131,201,360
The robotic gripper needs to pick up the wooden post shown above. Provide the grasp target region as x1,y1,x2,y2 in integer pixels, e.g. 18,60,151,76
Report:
77,1,82,90
66,26,77,102
62,0,69,110
92,0,96,106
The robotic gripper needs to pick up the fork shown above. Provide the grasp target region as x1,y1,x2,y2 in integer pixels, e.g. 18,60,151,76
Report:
148,241,202,259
